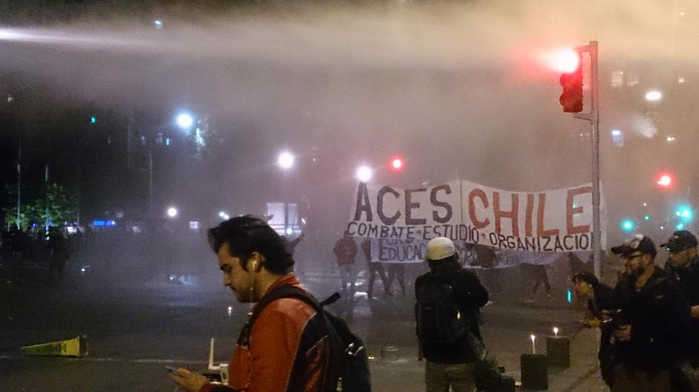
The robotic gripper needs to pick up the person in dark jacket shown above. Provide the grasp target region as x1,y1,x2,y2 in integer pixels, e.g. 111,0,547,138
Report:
572,271,616,328
415,237,489,392
572,271,616,384
607,234,692,392
662,230,699,352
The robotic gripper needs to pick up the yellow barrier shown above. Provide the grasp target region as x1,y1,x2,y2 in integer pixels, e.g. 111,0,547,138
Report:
20,335,88,358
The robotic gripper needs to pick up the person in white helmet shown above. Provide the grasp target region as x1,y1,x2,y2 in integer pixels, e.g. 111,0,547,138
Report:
415,237,489,392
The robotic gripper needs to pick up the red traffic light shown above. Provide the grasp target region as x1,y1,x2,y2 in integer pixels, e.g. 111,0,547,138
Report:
559,52,583,113
656,173,674,189
391,158,403,170
553,49,580,73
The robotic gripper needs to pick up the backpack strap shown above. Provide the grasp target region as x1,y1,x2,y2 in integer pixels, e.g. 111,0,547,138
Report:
238,286,334,346
237,287,348,391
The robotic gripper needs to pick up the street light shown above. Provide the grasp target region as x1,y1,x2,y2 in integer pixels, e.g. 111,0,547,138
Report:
176,112,194,130
144,111,195,224
277,152,295,170
356,165,373,182
645,90,662,102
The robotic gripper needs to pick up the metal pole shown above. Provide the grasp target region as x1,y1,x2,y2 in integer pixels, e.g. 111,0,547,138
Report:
573,41,601,278
45,164,50,234
148,136,156,279
16,137,21,230
76,125,82,228
148,140,154,218
590,42,601,279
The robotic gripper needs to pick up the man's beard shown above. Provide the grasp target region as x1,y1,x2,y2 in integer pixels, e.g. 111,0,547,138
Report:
669,257,689,270
624,267,644,283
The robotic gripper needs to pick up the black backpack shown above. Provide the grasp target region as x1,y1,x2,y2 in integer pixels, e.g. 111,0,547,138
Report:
415,276,468,344
247,286,372,392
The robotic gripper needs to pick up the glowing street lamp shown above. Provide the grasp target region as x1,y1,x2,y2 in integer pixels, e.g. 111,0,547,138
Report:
356,165,373,182
645,90,662,102
167,207,178,218
277,152,295,170
176,112,194,130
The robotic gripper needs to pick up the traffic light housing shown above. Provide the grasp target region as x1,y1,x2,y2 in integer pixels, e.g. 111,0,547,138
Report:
559,54,583,113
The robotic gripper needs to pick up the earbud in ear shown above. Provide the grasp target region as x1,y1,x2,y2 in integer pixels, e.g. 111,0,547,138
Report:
249,252,263,272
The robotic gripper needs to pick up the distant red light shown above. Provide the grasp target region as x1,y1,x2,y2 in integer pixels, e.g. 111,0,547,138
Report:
392,158,403,170
657,174,673,188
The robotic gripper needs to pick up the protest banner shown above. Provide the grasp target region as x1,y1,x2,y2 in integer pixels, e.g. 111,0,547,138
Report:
347,180,604,264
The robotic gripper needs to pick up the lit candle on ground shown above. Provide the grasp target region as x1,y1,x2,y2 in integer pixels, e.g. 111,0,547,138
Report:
531,334,536,354
553,327,559,338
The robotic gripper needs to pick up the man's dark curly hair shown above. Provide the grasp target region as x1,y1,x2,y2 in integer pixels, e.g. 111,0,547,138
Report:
571,271,600,288
207,215,294,275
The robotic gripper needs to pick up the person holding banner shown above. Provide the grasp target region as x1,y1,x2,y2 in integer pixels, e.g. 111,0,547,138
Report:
520,262,553,304
387,263,408,297
334,232,358,298
467,244,502,297
361,238,391,299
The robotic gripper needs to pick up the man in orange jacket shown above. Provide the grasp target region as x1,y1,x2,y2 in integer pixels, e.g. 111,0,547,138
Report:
169,215,341,392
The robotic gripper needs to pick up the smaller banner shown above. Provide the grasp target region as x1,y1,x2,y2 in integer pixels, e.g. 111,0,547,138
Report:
366,238,471,264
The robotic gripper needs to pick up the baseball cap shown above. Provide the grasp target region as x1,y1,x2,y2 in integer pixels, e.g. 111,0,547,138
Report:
611,234,657,258
426,237,456,261
660,230,698,253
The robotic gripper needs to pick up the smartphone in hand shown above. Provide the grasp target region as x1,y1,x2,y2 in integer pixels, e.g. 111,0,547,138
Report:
165,365,179,373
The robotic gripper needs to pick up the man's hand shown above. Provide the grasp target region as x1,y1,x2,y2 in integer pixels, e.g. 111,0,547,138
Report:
614,325,632,341
582,318,601,328
691,305,699,319
168,367,209,392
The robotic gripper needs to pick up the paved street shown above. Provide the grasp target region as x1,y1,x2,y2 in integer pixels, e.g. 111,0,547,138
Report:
0,261,608,391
